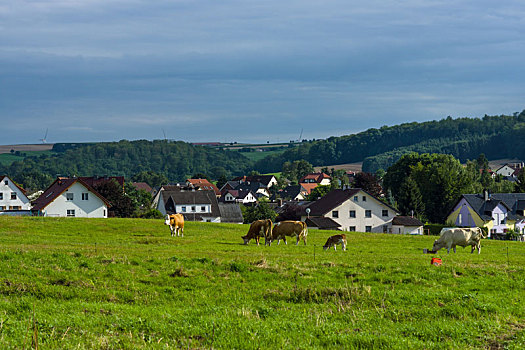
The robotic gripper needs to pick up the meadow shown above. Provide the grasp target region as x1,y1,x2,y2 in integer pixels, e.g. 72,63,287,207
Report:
0,216,524,349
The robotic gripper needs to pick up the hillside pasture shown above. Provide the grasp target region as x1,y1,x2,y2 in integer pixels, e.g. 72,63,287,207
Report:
0,217,524,349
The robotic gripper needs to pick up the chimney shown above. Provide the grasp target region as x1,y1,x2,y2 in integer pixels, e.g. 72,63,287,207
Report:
483,189,489,202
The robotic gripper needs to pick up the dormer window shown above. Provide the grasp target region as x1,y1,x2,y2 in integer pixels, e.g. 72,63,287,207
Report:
4,180,7,185
11,192,16,200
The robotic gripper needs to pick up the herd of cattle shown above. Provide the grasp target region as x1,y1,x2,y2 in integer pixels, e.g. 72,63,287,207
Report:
165,214,487,254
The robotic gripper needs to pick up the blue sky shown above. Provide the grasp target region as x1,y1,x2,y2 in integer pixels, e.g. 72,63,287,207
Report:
1,0,524,144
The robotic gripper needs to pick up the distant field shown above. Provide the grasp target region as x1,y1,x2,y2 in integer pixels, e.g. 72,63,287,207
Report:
0,217,523,349
0,144,54,154
315,162,363,173
0,150,56,166
238,149,286,162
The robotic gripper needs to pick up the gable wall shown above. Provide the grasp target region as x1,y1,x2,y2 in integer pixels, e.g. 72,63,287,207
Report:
42,182,108,218
0,177,31,210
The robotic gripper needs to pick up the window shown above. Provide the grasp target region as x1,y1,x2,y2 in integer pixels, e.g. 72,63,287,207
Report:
181,206,186,212
382,210,388,217
349,210,356,218
365,226,372,232
332,210,339,218
365,210,372,218
4,180,7,185
353,196,358,202
349,226,356,232
191,206,196,212
10,206,21,210
201,206,206,212
66,193,74,201
362,196,367,202
67,209,75,217
11,192,16,200
0,193,3,200
82,193,89,200
0,206,4,210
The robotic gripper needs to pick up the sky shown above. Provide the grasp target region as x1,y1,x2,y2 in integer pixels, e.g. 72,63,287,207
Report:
1,0,524,145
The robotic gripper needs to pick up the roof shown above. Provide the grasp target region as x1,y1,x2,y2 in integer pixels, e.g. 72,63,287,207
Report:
218,203,244,223
299,173,331,183
0,175,27,194
392,216,424,227
305,217,341,229
461,193,525,221
162,188,221,220
132,182,153,193
299,183,318,195
31,177,111,211
278,185,305,200
231,175,276,186
187,179,221,196
304,188,398,216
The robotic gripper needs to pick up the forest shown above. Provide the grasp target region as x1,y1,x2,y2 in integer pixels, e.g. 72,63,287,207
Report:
1,111,525,191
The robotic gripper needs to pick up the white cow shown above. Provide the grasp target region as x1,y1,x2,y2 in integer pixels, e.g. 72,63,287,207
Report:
432,227,485,254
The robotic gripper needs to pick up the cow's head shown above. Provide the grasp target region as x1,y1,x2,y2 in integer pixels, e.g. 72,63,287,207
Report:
432,240,445,252
322,244,330,251
164,215,171,226
241,235,250,245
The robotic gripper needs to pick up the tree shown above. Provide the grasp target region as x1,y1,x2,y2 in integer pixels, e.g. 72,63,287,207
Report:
515,169,525,193
351,172,382,198
306,185,331,201
215,174,228,190
94,179,135,218
282,160,314,183
242,202,277,223
396,176,425,219
132,171,169,188
124,182,153,216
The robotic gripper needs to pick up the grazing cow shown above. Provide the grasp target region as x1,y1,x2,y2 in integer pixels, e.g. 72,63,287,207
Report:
270,220,308,245
242,219,273,245
165,214,185,237
432,227,485,254
323,234,347,251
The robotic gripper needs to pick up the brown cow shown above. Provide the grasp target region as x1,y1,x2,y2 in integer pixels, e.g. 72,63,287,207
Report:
270,220,308,245
165,214,185,237
242,219,273,245
323,234,347,251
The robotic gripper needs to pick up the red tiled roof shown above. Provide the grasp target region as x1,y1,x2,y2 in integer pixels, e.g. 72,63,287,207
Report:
132,182,153,193
299,183,318,195
187,179,221,196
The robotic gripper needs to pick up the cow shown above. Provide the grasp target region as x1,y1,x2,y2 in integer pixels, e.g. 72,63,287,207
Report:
269,220,308,245
432,227,485,254
242,219,273,245
323,234,347,251
165,214,185,237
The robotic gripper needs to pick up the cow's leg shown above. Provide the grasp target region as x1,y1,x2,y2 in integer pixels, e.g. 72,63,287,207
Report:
471,245,475,253
284,237,287,245
477,243,481,254
296,235,300,245
334,245,337,251
453,245,456,253
342,242,346,251
180,227,184,237
255,236,260,246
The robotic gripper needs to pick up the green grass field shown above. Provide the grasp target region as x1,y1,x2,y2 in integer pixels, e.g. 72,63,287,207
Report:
0,217,524,349
0,151,55,166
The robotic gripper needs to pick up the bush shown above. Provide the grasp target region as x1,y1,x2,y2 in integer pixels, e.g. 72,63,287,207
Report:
139,208,164,219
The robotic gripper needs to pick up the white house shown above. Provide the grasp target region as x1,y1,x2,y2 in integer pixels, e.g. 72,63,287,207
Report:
301,188,398,233
154,185,222,222
31,177,110,218
391,216,424,235
0,175,31,213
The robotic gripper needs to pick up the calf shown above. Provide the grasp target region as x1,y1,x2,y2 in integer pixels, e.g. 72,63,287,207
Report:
323,234,347,251
432,227,485,254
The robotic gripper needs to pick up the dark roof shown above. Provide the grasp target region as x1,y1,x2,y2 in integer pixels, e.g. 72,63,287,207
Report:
162,189,221,220
218,203,244,223
392,216,424,227
32,177,111,211
304,188,360,216
462,193,525,220
231,175,276,186
278,185,304,200
305,217,341,229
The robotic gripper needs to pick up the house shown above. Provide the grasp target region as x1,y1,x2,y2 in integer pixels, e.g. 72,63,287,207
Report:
31,177,111,218
391,216,424,235
446,190,525,239
299,173,331,186
275,185,307,201
304,217,341,230
154,185,222,222
231,175,278,189
131,182,154,194
301,188,398,233
186,178,221,197
495,162,524,181
299,183,319,196
220,180,269,199
221,189,257,204
0,175,31,215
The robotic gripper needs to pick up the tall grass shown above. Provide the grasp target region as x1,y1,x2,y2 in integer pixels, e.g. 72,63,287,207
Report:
0,216,524,349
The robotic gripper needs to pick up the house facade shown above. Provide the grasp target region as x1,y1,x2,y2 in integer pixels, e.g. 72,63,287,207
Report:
0,176,31,212
391,216,424,235
154,186,222,222
446,191,525,238
301,188,398,233
299,173,331,186
31,177,110,218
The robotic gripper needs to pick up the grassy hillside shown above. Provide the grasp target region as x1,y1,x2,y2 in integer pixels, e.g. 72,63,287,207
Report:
0,217,524,348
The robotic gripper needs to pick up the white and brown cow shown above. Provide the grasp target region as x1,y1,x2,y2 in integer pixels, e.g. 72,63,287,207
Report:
323,234,347,251
165,213,185,237
242,219,273,245
270,220,308,245
432,227,485,254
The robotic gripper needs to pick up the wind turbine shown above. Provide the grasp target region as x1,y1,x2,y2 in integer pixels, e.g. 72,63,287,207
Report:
40,128,48,144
